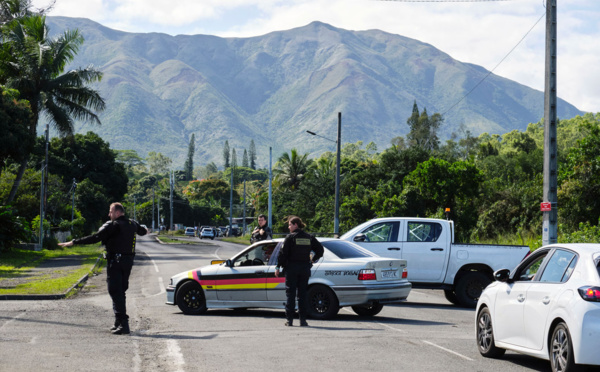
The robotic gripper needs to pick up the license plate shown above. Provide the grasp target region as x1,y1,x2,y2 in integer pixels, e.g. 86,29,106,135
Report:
381,269,398,279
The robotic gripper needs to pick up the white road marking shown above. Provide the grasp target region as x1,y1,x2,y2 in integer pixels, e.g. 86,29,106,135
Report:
166,339,186,372
214,247,222,259
132,338,142,372
158,277,166,294
342,308,405,332
376,322,406,333
423,340,474,361
150,258,159,273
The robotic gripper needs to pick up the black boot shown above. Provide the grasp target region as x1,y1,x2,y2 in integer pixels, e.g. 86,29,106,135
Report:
110,319,120,331
112,319,130,335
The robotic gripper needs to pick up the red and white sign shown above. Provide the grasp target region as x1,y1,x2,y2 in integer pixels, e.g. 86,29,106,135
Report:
540,202,552,212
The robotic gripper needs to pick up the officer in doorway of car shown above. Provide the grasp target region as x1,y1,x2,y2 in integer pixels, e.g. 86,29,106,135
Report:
59,202,147,335
275,216,323,327
250,214,272,243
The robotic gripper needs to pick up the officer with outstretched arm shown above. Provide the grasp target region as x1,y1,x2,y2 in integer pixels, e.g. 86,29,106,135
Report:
59,202,147,335
275,216,323,327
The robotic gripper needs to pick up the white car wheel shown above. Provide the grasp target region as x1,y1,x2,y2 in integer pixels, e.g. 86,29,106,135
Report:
476,307,505,358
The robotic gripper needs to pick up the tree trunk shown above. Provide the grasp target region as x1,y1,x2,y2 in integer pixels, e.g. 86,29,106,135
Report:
5,156,29,204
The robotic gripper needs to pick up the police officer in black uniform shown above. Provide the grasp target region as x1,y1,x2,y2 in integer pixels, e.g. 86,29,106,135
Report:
275,216,323,327
59,202,147,335
250,214,272,243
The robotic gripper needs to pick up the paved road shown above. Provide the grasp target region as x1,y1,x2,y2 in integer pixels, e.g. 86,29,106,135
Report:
0,235,557,371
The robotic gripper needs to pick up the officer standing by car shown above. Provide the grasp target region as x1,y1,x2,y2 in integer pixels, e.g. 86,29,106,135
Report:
275,216,323,327
59,202,147,335
250,214,272,243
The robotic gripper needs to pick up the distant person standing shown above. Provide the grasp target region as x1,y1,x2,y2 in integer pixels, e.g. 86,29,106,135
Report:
59,202,147,335
250,214,272,243
275,216,323,327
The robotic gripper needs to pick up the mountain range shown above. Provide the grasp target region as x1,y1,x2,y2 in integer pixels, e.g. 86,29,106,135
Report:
46,17,583,168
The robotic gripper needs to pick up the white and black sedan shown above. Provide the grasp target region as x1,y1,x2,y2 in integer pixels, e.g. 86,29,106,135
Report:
166,238,411,319
476,244,600,372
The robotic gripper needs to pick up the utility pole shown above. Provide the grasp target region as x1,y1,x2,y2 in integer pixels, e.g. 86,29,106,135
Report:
152,187,155,232
38,124,49,251
542,0,558,245
229,167,233,236
242,179,247,236
268,147,273,229
169,170,174,231
157,196,161,231
38,160,45,251
71,178,77,229
334,112,341,238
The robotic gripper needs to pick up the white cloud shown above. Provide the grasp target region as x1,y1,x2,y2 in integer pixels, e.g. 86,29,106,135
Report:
32,0,600,113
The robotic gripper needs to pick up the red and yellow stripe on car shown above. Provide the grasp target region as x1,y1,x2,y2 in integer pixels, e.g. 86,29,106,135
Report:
187,270,285,291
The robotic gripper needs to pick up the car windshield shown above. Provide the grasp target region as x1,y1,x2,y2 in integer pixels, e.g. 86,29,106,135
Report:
321,240,376,259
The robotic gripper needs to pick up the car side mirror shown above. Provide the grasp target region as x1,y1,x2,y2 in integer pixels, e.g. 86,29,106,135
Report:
211,260,225,265
225,259,233,268
494,268,510,282
353,234,366,242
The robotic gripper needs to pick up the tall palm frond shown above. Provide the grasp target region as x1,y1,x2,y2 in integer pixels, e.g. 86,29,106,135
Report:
273,148,312,190
1,14,105,203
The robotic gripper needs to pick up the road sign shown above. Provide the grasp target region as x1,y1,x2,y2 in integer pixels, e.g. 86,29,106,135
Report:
541,202,552,212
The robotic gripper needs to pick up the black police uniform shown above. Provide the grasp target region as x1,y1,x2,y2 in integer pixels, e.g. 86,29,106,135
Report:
250,225,272,243
74,215,147,334
276,230,324,326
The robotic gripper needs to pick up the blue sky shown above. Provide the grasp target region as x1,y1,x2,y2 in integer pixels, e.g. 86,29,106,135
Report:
33,0,600,114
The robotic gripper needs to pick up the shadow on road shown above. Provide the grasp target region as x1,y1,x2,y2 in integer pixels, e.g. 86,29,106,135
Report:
167,308,451,328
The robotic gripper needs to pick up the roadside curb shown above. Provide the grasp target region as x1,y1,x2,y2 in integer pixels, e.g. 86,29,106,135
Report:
0,255,103,301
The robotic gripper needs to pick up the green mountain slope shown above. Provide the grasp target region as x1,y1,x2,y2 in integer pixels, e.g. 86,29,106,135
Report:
46,17,583,168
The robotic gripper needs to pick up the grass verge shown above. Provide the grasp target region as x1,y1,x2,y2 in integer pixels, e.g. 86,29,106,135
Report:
0,244,104,296
220,236,251,245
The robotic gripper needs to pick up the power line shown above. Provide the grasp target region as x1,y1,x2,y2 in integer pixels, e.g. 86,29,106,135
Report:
441,10,546,116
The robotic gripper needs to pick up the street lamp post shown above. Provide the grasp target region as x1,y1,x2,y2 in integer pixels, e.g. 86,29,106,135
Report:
306,112,341,238
70,178,77,226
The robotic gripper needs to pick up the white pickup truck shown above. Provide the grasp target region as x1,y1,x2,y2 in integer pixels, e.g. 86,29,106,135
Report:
340,217,530,308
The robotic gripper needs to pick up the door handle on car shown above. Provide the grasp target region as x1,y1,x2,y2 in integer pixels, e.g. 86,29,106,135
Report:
431,248,443,251
517,294,525,302
255,270,265,275
387,247,401,251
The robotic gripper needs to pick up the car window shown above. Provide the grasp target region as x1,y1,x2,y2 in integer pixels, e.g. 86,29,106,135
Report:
407,222,442,242
321,240,376,259
233,244,277,267
361,222,397,242
516,253,548,281
538,249,577,283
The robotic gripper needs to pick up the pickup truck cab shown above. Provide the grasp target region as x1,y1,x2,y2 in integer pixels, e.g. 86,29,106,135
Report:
340,217,530,307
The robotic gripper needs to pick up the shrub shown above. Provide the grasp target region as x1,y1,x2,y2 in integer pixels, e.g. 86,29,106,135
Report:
0,206,33,252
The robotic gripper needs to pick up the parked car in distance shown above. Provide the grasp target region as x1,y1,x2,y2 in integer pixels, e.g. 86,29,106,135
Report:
166,238,411,319
184,227,196,237
200,228,214,240
476,243,600,372
340,217,530,307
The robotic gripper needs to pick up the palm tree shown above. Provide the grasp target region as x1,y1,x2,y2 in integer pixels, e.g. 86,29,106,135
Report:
0,14,105,203
273,148,312,190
